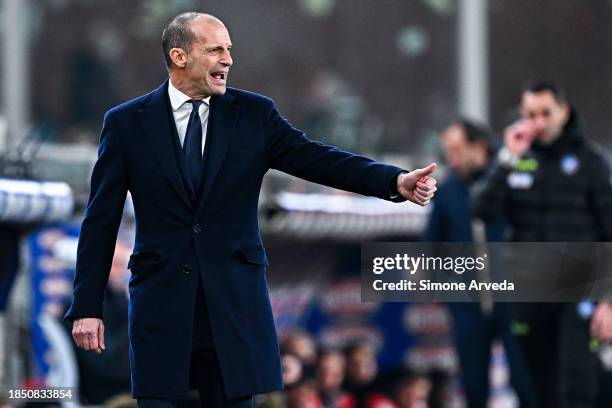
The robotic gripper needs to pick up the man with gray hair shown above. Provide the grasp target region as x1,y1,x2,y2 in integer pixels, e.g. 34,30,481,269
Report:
65,11,437,408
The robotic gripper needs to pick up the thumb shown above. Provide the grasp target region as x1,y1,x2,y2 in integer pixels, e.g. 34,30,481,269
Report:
98,322,105,351
414,163,437,178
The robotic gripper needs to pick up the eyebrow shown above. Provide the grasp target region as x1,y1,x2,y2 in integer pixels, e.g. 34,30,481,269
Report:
204,44,232,52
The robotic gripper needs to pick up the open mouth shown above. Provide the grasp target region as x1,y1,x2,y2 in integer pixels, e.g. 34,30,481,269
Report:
210,71,227,83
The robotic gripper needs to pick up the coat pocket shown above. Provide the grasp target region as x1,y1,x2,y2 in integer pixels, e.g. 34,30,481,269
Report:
127,250,162,270
237,246,269,266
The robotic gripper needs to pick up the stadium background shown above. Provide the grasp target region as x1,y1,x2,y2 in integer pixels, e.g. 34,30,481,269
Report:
1,0,612,407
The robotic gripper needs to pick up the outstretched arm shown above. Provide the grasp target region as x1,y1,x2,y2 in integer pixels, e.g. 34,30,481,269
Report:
265,101,436,205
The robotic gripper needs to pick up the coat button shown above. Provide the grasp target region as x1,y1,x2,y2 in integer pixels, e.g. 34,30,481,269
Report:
193,224,203,234
182,265,192,275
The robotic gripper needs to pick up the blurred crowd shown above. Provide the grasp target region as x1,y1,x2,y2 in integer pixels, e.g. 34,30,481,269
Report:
259,332,438,408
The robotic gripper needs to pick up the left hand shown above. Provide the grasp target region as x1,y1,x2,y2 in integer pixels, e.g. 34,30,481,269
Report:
397,163,437,206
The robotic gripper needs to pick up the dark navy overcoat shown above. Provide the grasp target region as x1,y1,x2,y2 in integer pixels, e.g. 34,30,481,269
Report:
65,81,404,399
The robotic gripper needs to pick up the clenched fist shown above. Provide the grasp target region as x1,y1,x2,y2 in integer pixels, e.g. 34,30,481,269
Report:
397,163,437,206
504,120,537,156
72,318,105,353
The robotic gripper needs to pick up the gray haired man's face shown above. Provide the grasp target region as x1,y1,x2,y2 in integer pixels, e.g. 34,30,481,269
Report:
181,18,233,97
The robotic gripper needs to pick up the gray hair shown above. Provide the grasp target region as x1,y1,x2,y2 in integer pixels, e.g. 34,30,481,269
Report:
161,12,222,68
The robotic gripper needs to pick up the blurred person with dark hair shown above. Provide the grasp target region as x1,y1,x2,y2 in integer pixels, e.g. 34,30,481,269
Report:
64,11,438,408
344,343,377,389
475,79,612,243
424,120,534,407
316,349,355,408
425,119,496,241
342,342,395,408
394,374,431,408
282,330,318,376
474,80,612,407
286,379,322,408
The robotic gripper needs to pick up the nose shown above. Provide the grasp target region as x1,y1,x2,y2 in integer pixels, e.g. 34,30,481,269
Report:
221,49,233,67
445,153,459,169
533,116,547,131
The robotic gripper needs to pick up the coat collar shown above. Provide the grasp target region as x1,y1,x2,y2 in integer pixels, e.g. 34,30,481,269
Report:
196,88,240,217
138,80,192,209
138,80,240,213
167,79,211,112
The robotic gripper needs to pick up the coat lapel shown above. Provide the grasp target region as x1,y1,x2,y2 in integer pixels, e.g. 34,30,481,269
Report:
138,81,193,209
196,91,240,215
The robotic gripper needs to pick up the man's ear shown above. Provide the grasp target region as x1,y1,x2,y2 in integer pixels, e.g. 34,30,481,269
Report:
560,102,571,122
468,141,486,168
169,48,188,68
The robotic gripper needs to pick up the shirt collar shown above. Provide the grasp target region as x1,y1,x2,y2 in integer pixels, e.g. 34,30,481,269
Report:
168,79,211,112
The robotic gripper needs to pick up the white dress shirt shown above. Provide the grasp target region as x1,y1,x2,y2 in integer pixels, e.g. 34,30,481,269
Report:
168,79,210,154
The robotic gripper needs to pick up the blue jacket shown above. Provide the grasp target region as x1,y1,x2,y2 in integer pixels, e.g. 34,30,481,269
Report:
65,81,405,399
424,171,504,242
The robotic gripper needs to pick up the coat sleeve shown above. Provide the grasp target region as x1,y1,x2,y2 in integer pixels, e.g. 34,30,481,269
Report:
588,153,612,240
472,161,511,223
422,198,446,241
64,110,128,322
263,101,406,201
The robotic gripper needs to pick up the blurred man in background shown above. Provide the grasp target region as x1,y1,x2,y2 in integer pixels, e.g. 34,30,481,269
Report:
424,120,533,407
474,80,612,407
425,120,497,241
